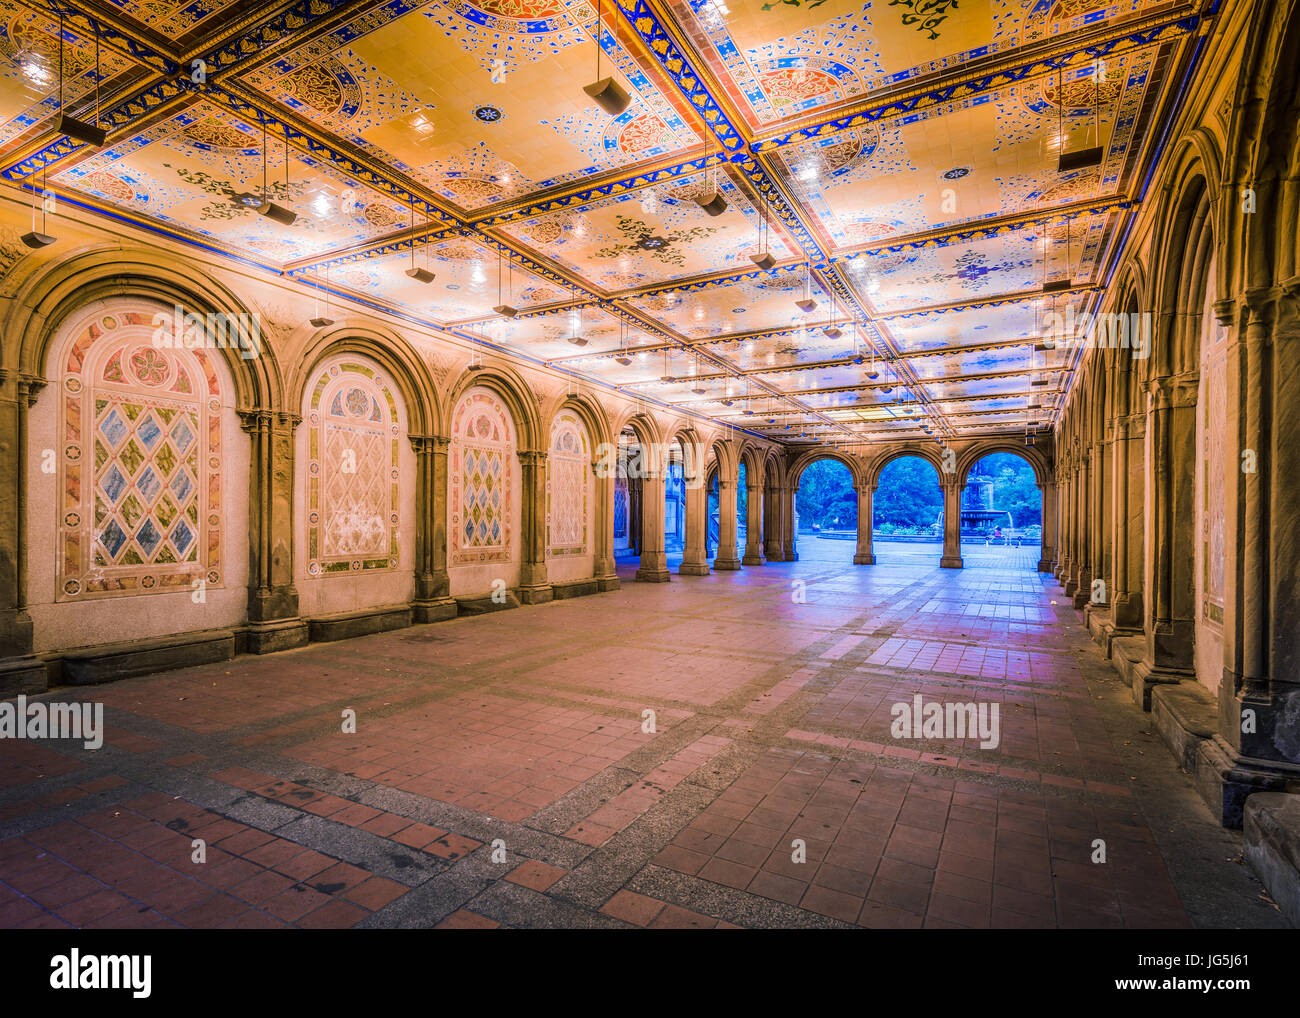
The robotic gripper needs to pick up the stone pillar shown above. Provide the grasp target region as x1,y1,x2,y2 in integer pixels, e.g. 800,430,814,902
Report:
763,485,783,561
1036,480,1056,573
940,478,963,569
239,410,309,653
714,477,741,570
1111,416,1145,632
409,436,457,622
0,373,47,694
742,475,764,565
781,485,797,561
1198,289,1300,825
593,460,620,591
853,483,875,564
679,465,710,576
516,450,553,603
1070,451,1092,605
636,464,670,582
1056,468,1071,582
1078,442,1105,609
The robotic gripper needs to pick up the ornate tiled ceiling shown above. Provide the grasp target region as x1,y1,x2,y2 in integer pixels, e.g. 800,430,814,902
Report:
1,0,1204,445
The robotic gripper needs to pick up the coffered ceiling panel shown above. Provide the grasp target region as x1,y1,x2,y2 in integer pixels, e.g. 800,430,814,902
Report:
2,0,1201,446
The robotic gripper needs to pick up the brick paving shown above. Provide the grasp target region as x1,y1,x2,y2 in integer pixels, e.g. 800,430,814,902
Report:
0,539,1285,928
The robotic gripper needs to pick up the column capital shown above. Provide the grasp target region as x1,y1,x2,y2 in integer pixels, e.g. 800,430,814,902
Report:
15,373,47,407
516,449,547,468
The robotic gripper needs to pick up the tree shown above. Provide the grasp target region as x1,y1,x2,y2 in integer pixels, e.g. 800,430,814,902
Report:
795,459,855,529
874,457,943,530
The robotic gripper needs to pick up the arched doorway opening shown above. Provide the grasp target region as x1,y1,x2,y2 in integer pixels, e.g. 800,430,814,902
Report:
873,456,944,566
959,452,1043,570
794,459,856,563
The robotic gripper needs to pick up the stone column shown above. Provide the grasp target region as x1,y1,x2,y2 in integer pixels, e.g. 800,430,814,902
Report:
853,483,875,564
636,463,670,582
1070,450,1092,605
409,435,457,622
0,373,47,694
763,485,784,561
940,478,963,569
680,459,710,575
714,476,741,570
593,460,620,591
1111,416,1145,632
1037,479,1056,573
1056,467,1071,582
516,450,553,603
742,474,764,565
1198,289,1300,826
781,485,798,561
239,410,308,653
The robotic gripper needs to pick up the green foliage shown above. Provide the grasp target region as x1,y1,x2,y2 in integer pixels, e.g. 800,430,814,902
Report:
795,459,856,529
874,457,942,529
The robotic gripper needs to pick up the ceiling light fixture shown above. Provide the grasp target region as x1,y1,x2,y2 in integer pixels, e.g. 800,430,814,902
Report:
583,0,631,116
1056,62,1104,172
749,192,775,268
22,160,55,248
796,259,817,312
694,135,728,217
310,263,336,327
404,203,435,282
55,12,106,148
493,249,517,316
614,321,633,365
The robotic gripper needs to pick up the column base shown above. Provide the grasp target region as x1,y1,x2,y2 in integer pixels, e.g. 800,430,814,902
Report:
853,554,875,565
678,562,710,576
596,575,621,592
1197,737,1300,828
764,544,783,561
517,584,554,605
1063,578,1079,597
0,655,48,697
1111,644,1193,711
741,553,764,566
939,556,963,569
412,596,459,624
713,557,742,571
635,567,671,583
1037,558,1054,573
244,618,309,655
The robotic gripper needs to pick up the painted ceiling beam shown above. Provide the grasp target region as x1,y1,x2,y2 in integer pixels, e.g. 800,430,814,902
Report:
749,10,1200,151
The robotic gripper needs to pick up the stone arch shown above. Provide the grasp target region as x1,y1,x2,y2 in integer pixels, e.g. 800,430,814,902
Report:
787,448,864,491
865,443,945,490
3,246,280,413
443,363,541,453
288,323,441,440
955,443,1051,490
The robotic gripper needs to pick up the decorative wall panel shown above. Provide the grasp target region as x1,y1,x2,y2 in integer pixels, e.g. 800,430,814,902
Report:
450,388,514,565
306,358,402,576
56,305,224,601
547,410,588,556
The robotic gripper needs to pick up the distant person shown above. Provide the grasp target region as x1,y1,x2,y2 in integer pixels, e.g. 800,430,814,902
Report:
994,526,1002,544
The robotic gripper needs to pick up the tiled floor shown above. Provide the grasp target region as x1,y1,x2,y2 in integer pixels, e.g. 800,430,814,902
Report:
0,540,1286,928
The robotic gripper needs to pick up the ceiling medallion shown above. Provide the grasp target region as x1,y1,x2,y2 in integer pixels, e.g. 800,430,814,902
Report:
472,105,505,124
943,167,971,179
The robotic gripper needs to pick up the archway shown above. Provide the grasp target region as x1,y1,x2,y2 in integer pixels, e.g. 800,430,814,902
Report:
958,452,1043,570
873,456,944,566
794,458,857,563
